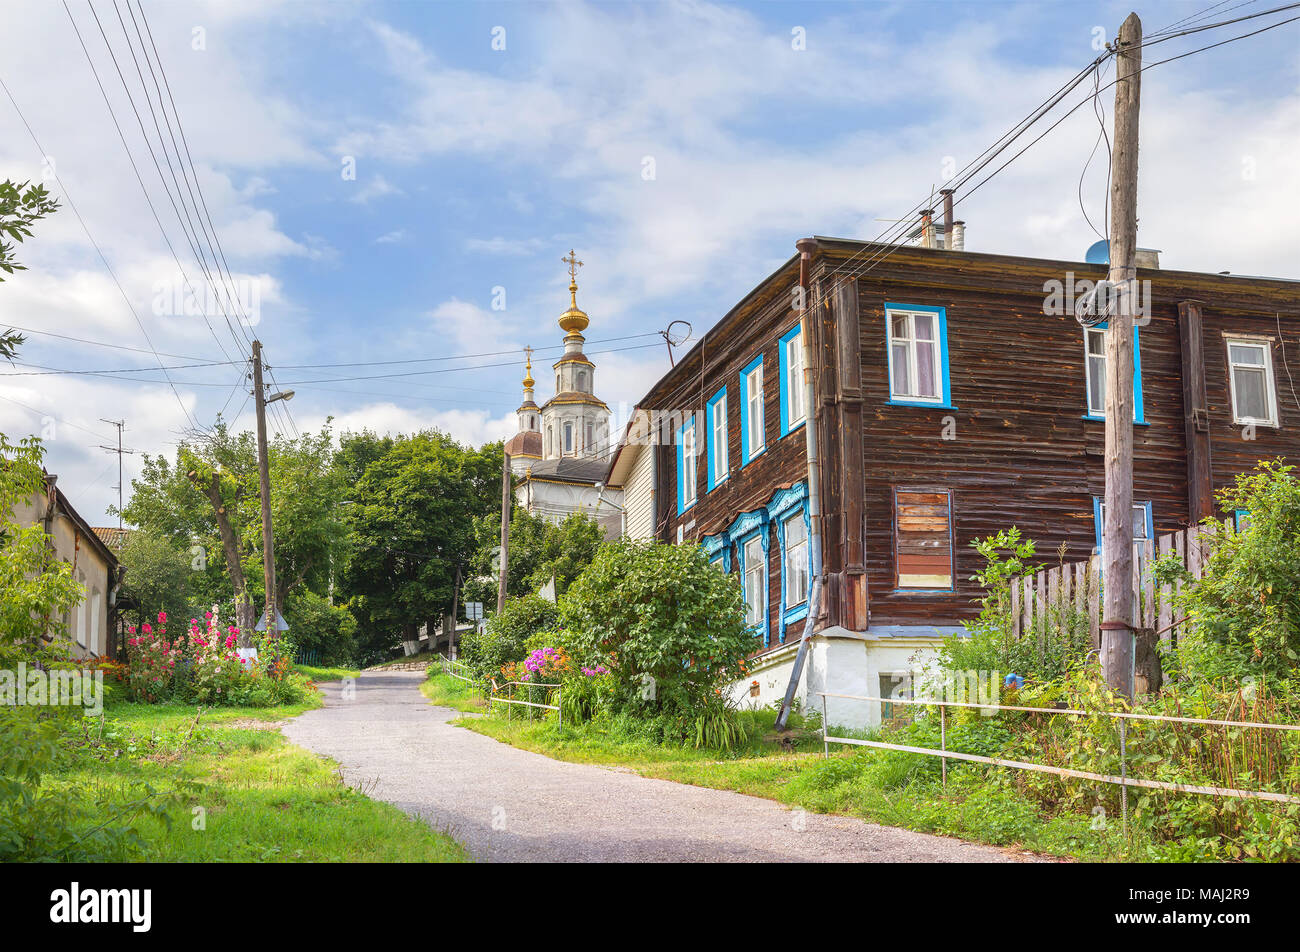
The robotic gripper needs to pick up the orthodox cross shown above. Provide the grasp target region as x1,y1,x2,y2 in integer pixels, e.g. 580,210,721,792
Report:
562,249,583,281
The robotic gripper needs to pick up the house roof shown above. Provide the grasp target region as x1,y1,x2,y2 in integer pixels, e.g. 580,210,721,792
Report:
521,456,610,486
91,526,133,550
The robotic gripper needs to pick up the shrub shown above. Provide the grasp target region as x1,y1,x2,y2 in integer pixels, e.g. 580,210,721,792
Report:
284,589,359,666
123,613,183,702
557,539,752,737
461,594,558,684
1168,459,1300,682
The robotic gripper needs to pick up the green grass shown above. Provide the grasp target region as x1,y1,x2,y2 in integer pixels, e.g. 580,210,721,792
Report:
421,671,488,713
446,703,1148,861
294,663,359,682
44,681,468,862
368,652,434,669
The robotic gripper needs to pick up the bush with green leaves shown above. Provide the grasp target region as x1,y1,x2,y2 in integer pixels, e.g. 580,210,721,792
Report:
936,527,1091,683
284,589,359,666
460,593,559,684
1164,459,1300,683
557,539,752,736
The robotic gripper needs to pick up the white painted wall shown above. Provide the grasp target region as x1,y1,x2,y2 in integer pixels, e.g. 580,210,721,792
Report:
623,444,654,541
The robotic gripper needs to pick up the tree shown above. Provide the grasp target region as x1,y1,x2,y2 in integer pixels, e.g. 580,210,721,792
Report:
116,530,193,633
1,179,60,362
465,507,603,606
0,435,82,652
342,432,502,659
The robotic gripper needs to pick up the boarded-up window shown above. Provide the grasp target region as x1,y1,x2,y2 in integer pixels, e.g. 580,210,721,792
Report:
895,490,953,589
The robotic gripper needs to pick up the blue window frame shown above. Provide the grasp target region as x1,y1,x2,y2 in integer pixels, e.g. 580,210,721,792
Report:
1092,496,1154,555
1083,323,1146,424
675,414,698,515
884,303,954,409
728,507,770,645
739,353,766,466
778,323,806,438
766,483,811,638
702,532,732,573
1234,508,1252,532
706,386,729,491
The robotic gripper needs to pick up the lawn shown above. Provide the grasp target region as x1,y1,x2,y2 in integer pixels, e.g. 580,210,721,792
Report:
294,662,360,682
43,682,468,862
420,671,488,714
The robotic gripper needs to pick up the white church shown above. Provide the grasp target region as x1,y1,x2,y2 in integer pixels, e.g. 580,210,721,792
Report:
504,252,624,538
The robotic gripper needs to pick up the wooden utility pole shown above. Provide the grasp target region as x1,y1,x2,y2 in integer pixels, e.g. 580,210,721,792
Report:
1101,12,1142,699
251,340,277,639
497,452,511,613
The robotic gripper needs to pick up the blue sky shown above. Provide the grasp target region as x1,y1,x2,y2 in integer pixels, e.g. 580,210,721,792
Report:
2,0,1300,523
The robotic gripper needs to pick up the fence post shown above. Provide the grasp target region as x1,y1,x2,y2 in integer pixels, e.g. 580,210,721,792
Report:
1120,719,1128,839
821,693,828,758
940,704,947,790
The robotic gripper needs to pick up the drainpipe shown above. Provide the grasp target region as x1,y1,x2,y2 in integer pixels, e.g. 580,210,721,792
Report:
776,238,824,732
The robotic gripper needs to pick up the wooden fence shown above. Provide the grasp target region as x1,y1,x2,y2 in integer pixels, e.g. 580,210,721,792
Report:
1008,520,1230,646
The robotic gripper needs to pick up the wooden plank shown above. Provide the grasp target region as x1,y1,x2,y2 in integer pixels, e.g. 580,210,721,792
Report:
1157,533,1173,644
1036,571,1048,644
1088,556,1101,649
1073,561,1087,620
1010,578,1021,639
1047,567,1060,633
1142,539,1156,629
1022,575,1033,639
1188,526,1204,580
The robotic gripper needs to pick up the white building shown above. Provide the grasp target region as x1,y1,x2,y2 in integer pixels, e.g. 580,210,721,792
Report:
507,252,624,538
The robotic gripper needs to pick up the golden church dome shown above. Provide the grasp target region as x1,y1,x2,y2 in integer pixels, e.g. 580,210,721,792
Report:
558,249,589,335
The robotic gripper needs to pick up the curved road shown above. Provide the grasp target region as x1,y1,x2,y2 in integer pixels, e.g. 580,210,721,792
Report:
282,670,1032,863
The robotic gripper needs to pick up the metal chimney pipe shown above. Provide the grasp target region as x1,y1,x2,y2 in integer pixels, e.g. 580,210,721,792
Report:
940,189,955,250
951,220,966,251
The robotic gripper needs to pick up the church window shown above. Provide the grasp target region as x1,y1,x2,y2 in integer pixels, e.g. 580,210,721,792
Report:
564,422,573,454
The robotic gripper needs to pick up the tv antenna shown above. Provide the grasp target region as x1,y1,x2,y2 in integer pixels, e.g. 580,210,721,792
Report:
660,321,692,367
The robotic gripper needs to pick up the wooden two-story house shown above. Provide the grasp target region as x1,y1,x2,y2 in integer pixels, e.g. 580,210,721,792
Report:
609,234,1300,720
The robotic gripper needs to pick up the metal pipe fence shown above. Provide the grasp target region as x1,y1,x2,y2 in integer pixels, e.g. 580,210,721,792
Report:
816,690,1300,834
488,680,562,729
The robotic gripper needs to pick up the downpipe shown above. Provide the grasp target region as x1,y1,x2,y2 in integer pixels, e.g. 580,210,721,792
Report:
776,238,823,732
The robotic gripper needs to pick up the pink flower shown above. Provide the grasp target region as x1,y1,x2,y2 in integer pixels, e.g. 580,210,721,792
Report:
158,611,167,623
142,623,152,634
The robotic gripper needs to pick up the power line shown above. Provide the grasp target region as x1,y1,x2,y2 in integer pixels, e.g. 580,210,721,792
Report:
2,358,241,376
0,323,209,361
0,70,198,431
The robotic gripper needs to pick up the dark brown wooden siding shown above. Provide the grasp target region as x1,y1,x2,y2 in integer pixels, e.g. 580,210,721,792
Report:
643,239,1300,633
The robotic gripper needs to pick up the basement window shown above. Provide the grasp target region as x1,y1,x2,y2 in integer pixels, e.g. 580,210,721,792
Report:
1226,338,1279,427
894,489,953,590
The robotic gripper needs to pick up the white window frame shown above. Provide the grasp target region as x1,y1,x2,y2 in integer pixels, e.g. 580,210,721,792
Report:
782,513,808,607
743,536,764,627
886,308,943,404
1084,326,1107,416
784,332,805,428
1225,337,1279,427
745,363,765,458
710,392,729,485
681,417,698,508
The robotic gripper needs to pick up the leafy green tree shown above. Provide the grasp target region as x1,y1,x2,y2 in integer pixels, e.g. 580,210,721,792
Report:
116,529,193,632
0,435,82,651
465,507,603,606
284,588,359,666
1,180,60,361
1167,459,1300,682
342,432,502,660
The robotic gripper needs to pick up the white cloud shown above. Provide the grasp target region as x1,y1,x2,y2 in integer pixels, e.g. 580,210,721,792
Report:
465,236,544,256
348,173,404,204
374,229,407,244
